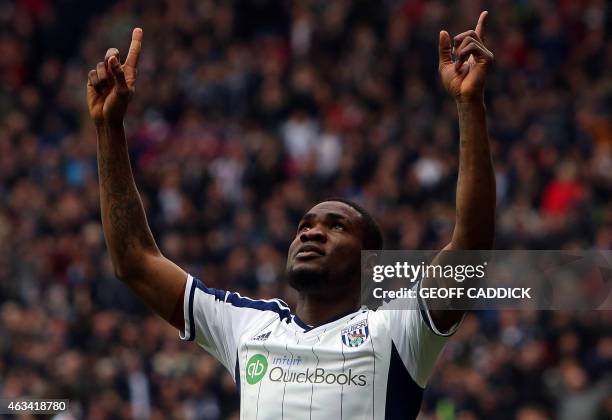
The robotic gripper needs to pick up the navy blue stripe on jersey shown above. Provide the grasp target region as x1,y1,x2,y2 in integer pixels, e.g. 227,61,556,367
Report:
418,298,436,335
416,279,435,335
292,314,312,331
385,341,424,420
416,279,457,337
193,277,292,322
235,353,240,392
194,277,226,301
186,277,197,341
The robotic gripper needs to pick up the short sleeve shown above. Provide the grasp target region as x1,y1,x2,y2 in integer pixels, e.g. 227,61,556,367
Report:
383,282,462,388
180,274,289,376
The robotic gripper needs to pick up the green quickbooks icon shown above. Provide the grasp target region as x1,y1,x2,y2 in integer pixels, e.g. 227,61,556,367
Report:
246,354,268,384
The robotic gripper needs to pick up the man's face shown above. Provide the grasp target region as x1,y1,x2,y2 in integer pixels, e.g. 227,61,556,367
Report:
285,201,364,294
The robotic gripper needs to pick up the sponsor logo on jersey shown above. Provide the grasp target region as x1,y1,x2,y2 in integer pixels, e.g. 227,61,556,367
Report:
341,320,370,347
244,354,367,386
271,354,302,366
246,354,268,384
268,367,367,386
252,331,271,341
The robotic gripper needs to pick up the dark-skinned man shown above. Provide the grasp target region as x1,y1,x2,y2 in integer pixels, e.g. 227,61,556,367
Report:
86,11,494,419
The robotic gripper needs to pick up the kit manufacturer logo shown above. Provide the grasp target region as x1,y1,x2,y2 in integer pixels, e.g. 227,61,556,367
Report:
252,331,271,341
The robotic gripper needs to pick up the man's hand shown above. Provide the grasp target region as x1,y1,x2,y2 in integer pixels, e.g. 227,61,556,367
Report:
439,12,493,102
87,28,142,126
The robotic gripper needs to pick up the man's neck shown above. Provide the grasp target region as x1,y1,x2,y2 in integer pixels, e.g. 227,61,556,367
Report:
294,292,360,328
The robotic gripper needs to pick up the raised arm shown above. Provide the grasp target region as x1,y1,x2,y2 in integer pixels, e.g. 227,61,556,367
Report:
87,28,186,329
426,12,496,330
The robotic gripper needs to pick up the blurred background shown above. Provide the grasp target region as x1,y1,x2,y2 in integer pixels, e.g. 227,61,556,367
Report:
1,0,611,419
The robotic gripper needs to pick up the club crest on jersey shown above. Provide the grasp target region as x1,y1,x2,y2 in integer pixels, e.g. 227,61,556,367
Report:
341,320,369,348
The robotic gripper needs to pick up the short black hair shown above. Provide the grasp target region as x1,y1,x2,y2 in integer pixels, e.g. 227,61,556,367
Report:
319,197,384,250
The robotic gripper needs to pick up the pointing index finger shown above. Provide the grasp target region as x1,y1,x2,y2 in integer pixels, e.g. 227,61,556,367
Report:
475,11,488,41
125,27,143,69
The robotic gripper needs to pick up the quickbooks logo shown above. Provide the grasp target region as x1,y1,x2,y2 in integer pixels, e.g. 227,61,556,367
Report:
246,354,268,384
268,367,367,386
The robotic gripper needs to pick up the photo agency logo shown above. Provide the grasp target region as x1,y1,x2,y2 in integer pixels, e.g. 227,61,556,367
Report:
362,250,612,310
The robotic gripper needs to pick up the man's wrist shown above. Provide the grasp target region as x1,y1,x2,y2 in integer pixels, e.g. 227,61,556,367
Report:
455,95,485,107
94,119,125,131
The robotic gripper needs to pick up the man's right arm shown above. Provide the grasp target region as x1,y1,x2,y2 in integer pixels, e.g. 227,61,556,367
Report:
96,122,187,329
87,28,186,329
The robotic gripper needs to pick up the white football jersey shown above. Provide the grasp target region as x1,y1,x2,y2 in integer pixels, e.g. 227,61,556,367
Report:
180,274,457,419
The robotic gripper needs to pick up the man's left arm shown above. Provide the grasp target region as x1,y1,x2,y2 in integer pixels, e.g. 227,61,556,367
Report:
426,11,496,332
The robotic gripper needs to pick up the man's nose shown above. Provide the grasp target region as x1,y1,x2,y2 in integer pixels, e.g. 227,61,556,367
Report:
300,225,326,243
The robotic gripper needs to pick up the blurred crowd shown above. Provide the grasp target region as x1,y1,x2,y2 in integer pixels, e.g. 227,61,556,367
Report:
1,0,611,419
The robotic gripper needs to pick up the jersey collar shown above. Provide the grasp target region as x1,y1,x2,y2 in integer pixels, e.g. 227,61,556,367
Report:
291,308,365,333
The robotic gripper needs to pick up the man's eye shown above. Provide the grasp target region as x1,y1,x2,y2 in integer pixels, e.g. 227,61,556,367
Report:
332,223,345,231
298,224,310,232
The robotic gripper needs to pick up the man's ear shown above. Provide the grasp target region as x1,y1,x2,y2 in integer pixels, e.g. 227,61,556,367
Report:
360,251,381,310
362,252,379,273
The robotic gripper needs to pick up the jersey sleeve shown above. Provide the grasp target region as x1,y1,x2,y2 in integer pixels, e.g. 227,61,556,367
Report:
179,274,288,376
383,281,462,388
